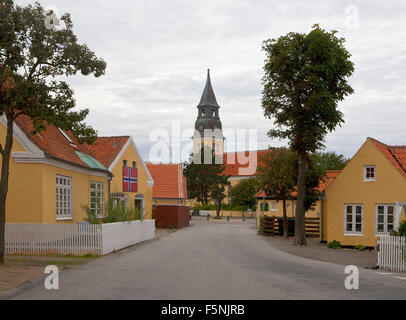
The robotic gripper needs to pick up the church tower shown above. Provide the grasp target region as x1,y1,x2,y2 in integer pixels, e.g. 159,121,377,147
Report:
193,70,224,156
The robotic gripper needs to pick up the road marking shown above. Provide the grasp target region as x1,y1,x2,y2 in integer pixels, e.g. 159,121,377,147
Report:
393,276,406,281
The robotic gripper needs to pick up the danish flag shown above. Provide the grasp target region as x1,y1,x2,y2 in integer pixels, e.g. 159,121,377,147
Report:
123,167,138,193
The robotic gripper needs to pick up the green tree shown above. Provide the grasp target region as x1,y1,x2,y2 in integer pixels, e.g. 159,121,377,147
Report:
183,146,230,207
0,1,106,263
261,25,354,245
211,177,230,218
257,148,297,238
312,151,349,171
229,178,258,209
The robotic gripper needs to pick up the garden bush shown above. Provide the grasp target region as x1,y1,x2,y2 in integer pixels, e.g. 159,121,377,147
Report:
327,240,342,249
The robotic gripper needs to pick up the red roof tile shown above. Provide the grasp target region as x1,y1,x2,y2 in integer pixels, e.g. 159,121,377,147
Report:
369,138,406,178
14,115,101,170
254,170,341,199
222,150,271,177
89,136,130,169
146,163,187,200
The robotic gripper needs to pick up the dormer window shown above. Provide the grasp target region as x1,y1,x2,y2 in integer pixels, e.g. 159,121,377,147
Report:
364,165,376,181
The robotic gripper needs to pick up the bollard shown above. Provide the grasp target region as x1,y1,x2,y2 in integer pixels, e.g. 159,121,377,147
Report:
227,216,230,221
207,214,210,221
242,214,245,222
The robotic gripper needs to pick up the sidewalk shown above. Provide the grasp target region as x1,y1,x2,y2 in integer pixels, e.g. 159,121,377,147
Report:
262,236,378,268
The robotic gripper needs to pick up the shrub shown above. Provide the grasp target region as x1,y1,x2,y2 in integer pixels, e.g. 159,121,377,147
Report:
327,240,342,249
355,245,366,251
84,197,142,224
399,221,406,237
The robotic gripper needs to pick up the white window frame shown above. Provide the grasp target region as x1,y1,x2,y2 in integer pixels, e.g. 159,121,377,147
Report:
56,175,73,220
90,182,104,218
271,201,278,212
375,204,395,235
364,165,376,182
112,192,129,209
344,204,364,235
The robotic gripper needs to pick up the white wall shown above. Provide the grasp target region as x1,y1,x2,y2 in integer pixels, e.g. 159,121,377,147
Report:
101,220,156,255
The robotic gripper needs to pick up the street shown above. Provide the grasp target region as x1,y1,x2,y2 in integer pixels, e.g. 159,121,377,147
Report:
1,219,406,300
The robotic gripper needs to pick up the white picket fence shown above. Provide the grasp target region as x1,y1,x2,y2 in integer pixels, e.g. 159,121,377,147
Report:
5,220,156,256
377,235,406,272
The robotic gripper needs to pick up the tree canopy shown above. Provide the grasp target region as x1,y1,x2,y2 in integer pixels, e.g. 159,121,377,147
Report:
183,147,230,207
229,178,258,209
261,24,354,245
0,0,106,263
312,151,349,171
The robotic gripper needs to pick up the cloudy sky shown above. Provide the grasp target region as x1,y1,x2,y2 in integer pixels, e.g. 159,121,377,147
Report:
16,0,406,162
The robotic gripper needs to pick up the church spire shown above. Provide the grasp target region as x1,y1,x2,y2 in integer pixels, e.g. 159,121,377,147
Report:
198,69,220,108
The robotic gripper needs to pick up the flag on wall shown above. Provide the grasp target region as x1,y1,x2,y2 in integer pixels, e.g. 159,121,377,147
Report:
123,167,138,192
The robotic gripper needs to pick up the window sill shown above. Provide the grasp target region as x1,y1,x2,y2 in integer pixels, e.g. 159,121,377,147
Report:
363,179,376,182
344,233,364,237
56,217,73,221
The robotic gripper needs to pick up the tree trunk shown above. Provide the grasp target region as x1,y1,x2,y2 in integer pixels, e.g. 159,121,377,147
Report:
283,199,288,239
0,115,14,263
294,152,307,246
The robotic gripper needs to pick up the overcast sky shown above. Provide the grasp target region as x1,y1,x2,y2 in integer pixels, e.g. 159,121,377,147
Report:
16,0,406,162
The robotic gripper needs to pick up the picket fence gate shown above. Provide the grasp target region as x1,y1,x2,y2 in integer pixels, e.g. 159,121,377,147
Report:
377,235,406,272
5,223,103,256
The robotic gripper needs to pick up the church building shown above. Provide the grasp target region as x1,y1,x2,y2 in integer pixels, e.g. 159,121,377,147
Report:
193,70,224,157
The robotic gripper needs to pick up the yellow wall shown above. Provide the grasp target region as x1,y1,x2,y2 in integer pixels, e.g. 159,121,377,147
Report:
256,199,321,228
109,143,153,220
1,124,109,224
325,139,406,247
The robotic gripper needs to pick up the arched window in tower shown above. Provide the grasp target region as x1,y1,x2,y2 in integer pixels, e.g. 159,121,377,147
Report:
212,109,215,117
202,109,205,116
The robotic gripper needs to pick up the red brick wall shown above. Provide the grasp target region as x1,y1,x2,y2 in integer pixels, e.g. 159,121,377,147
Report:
153,205,190,229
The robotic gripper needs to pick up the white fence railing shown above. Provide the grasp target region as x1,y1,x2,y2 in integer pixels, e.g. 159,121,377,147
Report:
377,235,406,272
5,220,156,256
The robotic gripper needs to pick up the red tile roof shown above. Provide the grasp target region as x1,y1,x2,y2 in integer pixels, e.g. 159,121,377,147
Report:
14,115,104,170
254,170,341,199
222,150,271,177
89,136,130,169
369,138,406,178
146,163,187,200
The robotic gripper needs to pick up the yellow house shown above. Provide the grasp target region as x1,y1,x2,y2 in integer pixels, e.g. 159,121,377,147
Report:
255,171,340,234
325,138,406,247
1,115,111,224
90,136,154,219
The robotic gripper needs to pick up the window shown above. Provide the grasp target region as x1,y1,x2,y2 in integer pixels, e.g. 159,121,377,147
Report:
376,204,395,234
260,202,269,212
344,204,363,234
134,194,145,219
364,165,376,181
123,160,128,167
90,182,104,217
112,192,129,208
56,175,72,220
132,161,137,168
271,201,278,212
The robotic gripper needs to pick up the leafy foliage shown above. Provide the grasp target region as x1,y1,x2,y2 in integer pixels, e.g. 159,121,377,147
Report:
0,0,106,263
399,221,406,237
84,197,142,224
261,24,354,245
229,178,259,209
261,24,354,153
327,240,342,249
312,151,349,171
355,245,366,251
183,146,230,206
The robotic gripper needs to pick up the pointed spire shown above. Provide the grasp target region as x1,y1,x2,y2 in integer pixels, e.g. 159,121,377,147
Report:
198,69,220,107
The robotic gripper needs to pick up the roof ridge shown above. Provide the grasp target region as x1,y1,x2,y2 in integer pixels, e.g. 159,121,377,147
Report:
369,137,406,177
97,136,131,139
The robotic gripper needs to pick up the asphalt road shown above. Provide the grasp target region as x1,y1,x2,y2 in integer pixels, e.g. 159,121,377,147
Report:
1,219,406,300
